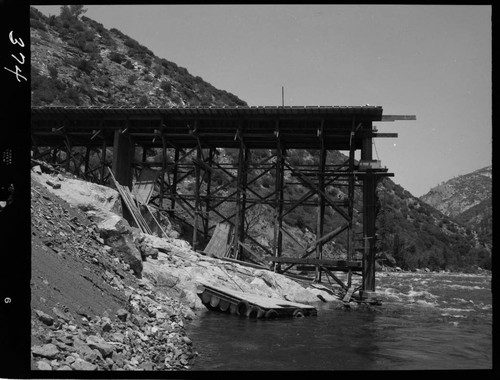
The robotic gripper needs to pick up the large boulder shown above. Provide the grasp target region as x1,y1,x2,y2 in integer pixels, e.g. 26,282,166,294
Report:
139,234,174,253
31,171,122,214
97,214,143,276
86,335,115,358
31,344,60,359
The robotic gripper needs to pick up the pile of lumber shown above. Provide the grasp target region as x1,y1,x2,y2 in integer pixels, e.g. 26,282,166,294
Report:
109,170,169,238
108,170,153,234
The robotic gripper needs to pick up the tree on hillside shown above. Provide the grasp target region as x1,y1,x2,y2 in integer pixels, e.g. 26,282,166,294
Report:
60,5,87,21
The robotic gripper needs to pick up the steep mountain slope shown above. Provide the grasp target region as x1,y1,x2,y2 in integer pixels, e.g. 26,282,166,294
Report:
376,177,490,271
29,6,491,272
30,7,246,107
420,166,492,217
420,166,492,249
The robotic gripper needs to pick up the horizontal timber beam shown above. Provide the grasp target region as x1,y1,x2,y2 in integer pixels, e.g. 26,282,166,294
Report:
380,115,416,121
269,257,362,268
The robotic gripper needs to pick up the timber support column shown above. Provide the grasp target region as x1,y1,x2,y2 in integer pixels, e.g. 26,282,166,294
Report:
112,127,134,188
192,144,202,252
169,147,180,217
361,123,377,301
236,147,249,260
273,145,284,270
233,126,248,260
315,121,326,282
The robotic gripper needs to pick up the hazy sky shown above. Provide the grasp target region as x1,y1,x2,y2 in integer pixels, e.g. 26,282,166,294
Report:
34,4,492,197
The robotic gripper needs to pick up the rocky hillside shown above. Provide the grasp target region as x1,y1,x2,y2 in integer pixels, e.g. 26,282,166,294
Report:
29,6,491,273
30,6,246,107
420,166,492,217
420,166,492,248
30,165,197,371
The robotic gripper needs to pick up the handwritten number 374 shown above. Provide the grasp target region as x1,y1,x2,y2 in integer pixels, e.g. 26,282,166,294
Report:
4,31,27,82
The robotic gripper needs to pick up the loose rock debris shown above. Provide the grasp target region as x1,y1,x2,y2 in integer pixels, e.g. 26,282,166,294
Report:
31,170,197,371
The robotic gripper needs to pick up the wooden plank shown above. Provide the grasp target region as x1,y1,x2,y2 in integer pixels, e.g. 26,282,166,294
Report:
320,265,348,291
132,168,159,205
123,185,152,234
203,223,232,257
216,256,269,271
314,223,349,247
270,256,362,268
342,286,356,303
109,169,153,235
238,242,267,266
296,265,361,272
109,171,143,231
145,204,168,237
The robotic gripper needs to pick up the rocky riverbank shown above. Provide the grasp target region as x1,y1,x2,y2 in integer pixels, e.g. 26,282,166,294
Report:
31,288,195,371
30,162,344,371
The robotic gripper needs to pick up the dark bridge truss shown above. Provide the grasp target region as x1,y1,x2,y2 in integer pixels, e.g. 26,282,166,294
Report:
31,106,414,300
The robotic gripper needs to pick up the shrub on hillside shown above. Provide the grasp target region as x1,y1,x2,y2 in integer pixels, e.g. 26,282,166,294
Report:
170,94,181,104
160,81,172,94
200,97,212,107
123,60,134,70
82,16,107,35
128,74,138,85
124,36,141,49
47,65,58,78
83,41,99,54
60,5,87,20
31,69,67,105
76,59,94,75
109,52,126,64
77,78,96,100
30,6,46,21
138,95,149,107
160,58,178,71
48,15,58,27
110,27,126,38
152,64,163,78
96,75,111,88
64,87,82,106
30,18,47,31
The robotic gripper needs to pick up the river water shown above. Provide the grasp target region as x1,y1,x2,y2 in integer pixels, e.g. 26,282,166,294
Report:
186,271,493,371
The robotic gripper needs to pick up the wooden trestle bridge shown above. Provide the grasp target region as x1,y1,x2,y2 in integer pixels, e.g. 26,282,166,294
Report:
31,106,415,302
